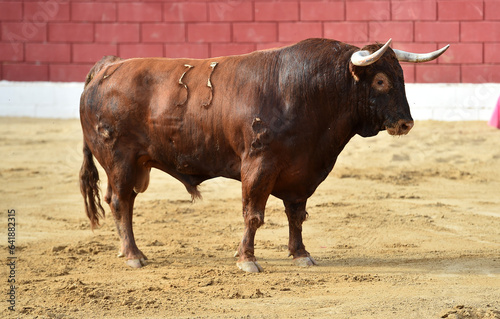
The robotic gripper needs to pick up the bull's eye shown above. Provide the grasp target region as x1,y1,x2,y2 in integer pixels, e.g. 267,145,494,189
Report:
372,72,391,93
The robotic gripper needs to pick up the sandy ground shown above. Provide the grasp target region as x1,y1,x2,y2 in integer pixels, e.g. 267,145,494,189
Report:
1,117,499,319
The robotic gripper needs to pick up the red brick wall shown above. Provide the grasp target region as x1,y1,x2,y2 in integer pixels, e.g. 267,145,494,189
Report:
1,0,499,83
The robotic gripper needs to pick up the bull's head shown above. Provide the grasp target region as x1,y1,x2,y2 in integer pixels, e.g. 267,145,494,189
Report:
349,39,449,137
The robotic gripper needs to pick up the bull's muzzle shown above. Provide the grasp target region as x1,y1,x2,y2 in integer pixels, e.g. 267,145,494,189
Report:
386,119,414,136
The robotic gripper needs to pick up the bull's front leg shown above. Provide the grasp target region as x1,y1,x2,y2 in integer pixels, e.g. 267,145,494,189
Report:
284,200,317,267
236,206,265,273
236,158,277,273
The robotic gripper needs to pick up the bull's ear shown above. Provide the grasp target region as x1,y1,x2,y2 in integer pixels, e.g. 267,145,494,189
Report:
349,63,364,82
349,62,363,82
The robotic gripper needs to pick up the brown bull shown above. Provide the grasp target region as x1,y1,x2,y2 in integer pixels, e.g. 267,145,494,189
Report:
80,38,448,272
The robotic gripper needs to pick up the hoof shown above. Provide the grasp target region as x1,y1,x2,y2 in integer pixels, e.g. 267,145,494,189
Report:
118,249,148,260
126,258,147,268
237,261,263,273
294,256,317,267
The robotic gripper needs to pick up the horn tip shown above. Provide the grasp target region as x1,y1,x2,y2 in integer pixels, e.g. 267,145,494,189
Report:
439,44,451,54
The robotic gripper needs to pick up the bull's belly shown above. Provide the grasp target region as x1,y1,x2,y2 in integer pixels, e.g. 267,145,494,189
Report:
147,134,326,202
149,144,242,182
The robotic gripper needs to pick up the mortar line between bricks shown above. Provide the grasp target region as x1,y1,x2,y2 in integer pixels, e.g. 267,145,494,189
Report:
115,2,118,26
389,0,392,21
251,1,255,22
298,1,301,22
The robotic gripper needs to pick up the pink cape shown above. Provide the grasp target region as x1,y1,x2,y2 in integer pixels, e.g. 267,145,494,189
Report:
489,96,500,129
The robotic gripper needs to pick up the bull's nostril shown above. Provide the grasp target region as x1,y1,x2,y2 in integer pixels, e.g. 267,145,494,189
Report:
399,120,414,133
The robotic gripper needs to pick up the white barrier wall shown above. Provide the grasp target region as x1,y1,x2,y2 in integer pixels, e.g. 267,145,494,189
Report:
405,83,500,121
0,80,499,121
0,81,83,119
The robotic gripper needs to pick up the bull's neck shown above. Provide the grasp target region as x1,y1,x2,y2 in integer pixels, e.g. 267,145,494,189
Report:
322,66,359,153
272,42,360,162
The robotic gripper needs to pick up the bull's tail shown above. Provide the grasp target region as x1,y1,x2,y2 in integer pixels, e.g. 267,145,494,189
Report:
84,55,122,88
79,140,105,229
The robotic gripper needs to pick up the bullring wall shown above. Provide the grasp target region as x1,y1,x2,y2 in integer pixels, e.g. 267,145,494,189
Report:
1,0,500,83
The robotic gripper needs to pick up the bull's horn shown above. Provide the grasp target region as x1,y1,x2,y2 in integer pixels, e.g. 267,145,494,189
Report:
393,44,450,63
350,39,392,66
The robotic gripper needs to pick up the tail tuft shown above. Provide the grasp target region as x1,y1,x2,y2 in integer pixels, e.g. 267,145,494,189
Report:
79,141,105,229
187,185,202,202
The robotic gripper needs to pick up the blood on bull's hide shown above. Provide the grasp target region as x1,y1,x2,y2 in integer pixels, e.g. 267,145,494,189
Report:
79,38,449,272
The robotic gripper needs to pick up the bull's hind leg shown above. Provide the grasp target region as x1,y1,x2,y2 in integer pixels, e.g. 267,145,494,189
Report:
284,200,317,267
236,158,278,273
106,159,150,268
111,191,147,268
104,183,126,258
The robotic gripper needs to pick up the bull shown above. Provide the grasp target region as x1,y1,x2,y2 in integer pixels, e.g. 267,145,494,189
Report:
80,38,448,272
